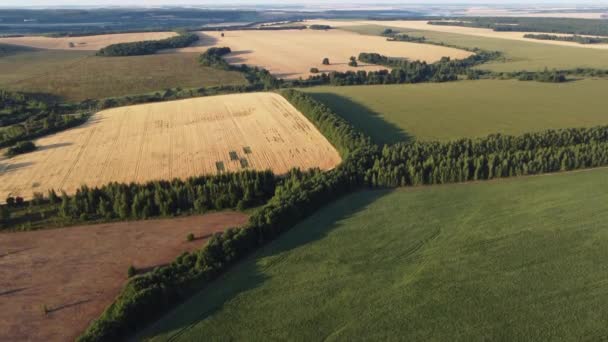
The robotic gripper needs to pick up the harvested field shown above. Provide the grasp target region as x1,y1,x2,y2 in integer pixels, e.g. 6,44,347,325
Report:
307,20,608,50
0,92,341,200
172,29,473,79
0,212,249,342
0,31,177,51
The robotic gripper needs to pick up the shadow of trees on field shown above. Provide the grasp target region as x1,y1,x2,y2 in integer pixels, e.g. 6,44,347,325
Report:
141,190,393,341
37,142,73,151
305,92,413,145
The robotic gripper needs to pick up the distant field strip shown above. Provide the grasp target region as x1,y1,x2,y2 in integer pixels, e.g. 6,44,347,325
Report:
319,21,608,72
173,29,472,79
0,32,177,51
308,20,608,50
0,92,341,199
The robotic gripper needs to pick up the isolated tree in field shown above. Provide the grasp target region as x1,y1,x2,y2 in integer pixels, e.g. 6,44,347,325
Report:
310,67,320,73
348,56,358,67
322,57,330,65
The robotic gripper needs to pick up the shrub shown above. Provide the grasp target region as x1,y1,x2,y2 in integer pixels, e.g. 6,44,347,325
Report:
127,265,137,278
187,233,195,242
6,140,36,157
322,57,330,65
310,67,320,73
348,56,358,67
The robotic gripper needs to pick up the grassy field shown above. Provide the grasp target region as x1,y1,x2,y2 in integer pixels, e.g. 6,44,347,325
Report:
0,50,246,101
140,167,608,341
304,79,608,144
341,24,608,72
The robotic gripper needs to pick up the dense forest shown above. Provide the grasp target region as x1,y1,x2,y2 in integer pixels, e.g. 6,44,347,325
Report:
429,17,608,36
96,33,199,57
523,33,608,45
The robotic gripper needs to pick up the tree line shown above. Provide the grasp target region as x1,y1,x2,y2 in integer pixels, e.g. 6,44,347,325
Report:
524,33,608,45
96,32,199,57
429,17,608,37
43,170,277,223
365,126,608,187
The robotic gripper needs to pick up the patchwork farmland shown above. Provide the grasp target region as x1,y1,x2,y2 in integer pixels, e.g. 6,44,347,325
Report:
174,29,473,78
307,19,608,50
0,92,341,200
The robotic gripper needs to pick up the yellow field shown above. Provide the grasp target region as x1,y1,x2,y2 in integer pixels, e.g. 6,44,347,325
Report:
0,93,341,200
307,20,608,50
171,29,473,79
0,32,177,51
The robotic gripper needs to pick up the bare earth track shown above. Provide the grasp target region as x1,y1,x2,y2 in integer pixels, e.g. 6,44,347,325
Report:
0,31,177,51
172,29,473,78
0,92,341,200
0,212,249,342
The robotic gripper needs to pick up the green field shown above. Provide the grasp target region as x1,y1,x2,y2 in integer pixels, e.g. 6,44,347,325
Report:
141,167,608,341
342,24,608,72
0,50,246,101
304,79,608,144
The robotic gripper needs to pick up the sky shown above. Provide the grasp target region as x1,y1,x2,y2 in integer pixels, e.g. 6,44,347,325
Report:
1,0,607,8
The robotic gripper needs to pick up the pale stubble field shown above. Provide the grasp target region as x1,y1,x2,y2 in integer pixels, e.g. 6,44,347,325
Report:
0,92,341,200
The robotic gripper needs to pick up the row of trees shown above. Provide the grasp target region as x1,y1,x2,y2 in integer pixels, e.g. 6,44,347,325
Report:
96,32,199,57
365,126,608,187
428,17,608,37
50,170,277,221
524,33,608,45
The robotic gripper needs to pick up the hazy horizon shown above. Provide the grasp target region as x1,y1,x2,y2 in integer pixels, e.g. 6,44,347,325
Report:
1,0,608,9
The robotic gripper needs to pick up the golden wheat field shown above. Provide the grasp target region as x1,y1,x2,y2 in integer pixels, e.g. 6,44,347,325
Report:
0,93,341,200
0,32,177,51
171,29,473,78
306,20,608,50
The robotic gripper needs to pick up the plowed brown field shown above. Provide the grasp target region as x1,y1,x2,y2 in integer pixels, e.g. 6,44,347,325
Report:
0,212,249,342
